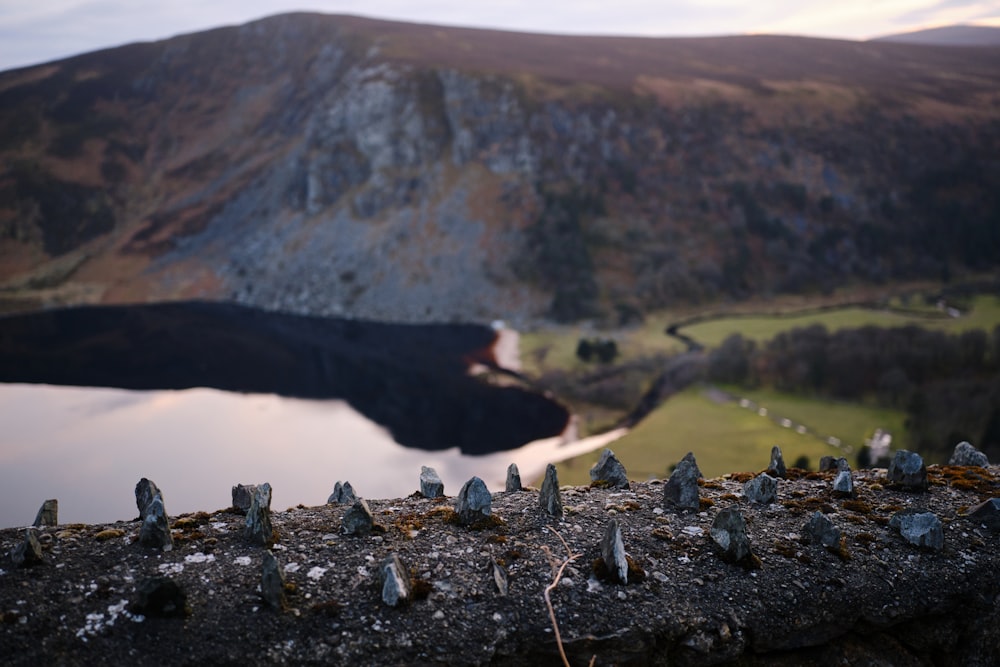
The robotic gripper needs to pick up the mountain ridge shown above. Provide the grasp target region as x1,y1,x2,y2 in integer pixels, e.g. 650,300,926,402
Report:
1,13,998,324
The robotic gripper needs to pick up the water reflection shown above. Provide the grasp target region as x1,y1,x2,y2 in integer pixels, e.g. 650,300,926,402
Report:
0,384,623,529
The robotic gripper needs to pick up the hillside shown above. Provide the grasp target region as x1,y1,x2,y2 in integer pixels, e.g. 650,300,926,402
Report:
873,25,1000,46
1,13,999,323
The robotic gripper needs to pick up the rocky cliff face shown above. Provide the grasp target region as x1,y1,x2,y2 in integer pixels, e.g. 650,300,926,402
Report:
1,14,999,322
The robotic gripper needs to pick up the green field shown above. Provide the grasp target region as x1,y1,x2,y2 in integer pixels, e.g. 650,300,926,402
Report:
554,385,908,486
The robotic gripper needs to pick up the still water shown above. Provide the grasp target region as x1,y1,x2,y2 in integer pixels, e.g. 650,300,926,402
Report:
0,383,623,529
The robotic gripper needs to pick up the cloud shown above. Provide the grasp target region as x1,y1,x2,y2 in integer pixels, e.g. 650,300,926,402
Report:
894,0,1000,24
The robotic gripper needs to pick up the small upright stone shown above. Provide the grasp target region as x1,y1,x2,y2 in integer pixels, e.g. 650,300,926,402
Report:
261,550,286,610
505,464,522,492
767,446,787,478
491,559,510,596
539,464,563,517
710,507,752,564
887,450,928,491
455,477,492,525
590,449,630,489
379,553,412,607
11,528,43,567
245,483,273,547
819,456,838,472
327,481,357,504
743,473,778,505
342,499,376,536
663,452,703,512
601,519,629,584
832,461,855,498
949,441,989,467
33,499,58,527
420,466,445,498
232,484,257,512
804,511,841,548
139,495,174,551
966,498,1000,532
135,478,163,519
890,509,943,551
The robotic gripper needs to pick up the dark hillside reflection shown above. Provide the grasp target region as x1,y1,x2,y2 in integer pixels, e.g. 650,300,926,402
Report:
0,301,569,454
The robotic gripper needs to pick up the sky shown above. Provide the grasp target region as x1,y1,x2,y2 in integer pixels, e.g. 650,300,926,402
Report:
0,0,999,71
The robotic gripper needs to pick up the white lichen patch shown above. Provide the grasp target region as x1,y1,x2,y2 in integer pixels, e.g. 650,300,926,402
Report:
157,562,184,575
233,556,252,566
76,599,144,641
306,566,327,581
284,562,301,573
184,552,215,564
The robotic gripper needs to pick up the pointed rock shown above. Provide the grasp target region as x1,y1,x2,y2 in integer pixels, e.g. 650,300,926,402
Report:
131,577,190,618
135,478,163,520
711,507,752,564
505,464,522,492
491,559,509,596
379,553,412,607
949,441,989,467
455,476,492,525
887,450,928,491
890,509,943,550
139,495,174,551
966,498,1000,532
342,498,376,536
245,483,273,547
832,460,855,497
743,473,778,505
539,464,563,517
327,481,357,504
261,550,286,610
767,446,787,478
11,528,43,567
33,499,58,527
232,484,258,512
804,511,841,548
420,466,445,498
590,449,630,489
663,452,702,512
601,518,629,584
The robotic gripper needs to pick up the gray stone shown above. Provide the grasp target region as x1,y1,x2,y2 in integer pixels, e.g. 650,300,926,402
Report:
819,456,838,472
601,518,629,584
711,507,752,564
590,449,630,489
245,483,273,547
261,550,286,610
33,499,58,527
966,498,1000,531
232,484,257,512
836,457,850,472
327,481,357,504
505,464,522,492
11,528,43,567
743,473,778,505
139,495,174,551
135,478,163,520
491,558,509,596
420,466,445,498
949,441,989,467
455,476,492,525
887,450,928,491
342,499,375,536
130,577,190,618
768,446,787,478
539,464,563,517
890,509,943,551
663,452,703,512
379,553,411,607
804,511,841,548
832,469,855,497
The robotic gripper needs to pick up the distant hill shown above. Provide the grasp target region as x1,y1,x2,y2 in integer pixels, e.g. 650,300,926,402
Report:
873,24,1000,46
1,14,999,324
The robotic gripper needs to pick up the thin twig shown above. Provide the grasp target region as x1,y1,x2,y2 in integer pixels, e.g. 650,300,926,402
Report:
543,528,580,667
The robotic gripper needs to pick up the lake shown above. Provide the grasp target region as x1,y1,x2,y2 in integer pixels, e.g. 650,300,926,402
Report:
0,301,611,528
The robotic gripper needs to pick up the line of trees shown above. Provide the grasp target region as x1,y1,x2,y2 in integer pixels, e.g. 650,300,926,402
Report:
707,324,1000,462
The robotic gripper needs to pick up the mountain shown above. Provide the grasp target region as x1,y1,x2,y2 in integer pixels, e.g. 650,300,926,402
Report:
1,13,999,324
873,25,1000,46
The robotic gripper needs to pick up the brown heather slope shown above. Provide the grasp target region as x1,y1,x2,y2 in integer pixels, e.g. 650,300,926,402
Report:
1,14,999,322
